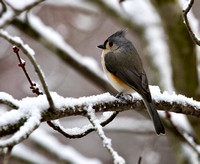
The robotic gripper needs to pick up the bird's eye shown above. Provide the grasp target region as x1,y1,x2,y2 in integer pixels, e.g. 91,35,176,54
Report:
109,42,113,47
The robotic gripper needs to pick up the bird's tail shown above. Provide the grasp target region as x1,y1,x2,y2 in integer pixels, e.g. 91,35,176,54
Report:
143,100,165,135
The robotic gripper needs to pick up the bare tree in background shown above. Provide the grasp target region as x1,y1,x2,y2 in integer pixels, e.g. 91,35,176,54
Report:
0,0,200,164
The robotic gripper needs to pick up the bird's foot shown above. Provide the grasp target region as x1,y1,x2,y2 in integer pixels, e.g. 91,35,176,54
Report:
127,94,133,102
115,92,128,102
116,92,124,99
115,92,133,103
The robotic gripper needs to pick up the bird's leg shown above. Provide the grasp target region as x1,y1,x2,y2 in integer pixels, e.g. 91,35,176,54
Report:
116,92,124,98
116,92,133,103
127,94,133,102
115,92,127,102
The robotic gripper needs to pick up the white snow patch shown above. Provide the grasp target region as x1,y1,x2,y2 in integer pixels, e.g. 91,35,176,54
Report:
31,129,102,164
46,0,97,13
0,92,19,107
0,7,14,27
182,143,200,164
5,0,41,10
87,106,125,164
12,144,55,164
0,29,35,56
150,86,200,109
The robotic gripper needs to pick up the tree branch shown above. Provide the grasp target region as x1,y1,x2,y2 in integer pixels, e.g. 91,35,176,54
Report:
182,0,200,46
47,111,119,139
166,111,200,156
0,0,44,28
1,86,200,138
0,29,56,111
86,106,125,164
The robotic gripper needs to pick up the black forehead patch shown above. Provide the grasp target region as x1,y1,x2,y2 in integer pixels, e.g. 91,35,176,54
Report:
104,39,108,47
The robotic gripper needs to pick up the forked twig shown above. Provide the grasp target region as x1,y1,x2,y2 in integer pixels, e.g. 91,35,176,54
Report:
47,111,119,139
86,106,125,164
182,0,200,46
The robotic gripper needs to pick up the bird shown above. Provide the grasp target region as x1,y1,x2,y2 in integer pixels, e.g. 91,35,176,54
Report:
97,30,165,135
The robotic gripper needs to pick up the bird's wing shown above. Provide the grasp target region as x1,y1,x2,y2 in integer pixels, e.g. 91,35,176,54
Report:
104,52,151,101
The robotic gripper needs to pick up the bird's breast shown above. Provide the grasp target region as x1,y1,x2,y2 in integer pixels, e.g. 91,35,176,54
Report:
101,51,134,93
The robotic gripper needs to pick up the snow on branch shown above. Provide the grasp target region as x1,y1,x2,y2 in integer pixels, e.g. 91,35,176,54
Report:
0,109,41,148
0,0,44,28
86,106,125,164
1,86,200,141
48,111,119,139
182,0,200,46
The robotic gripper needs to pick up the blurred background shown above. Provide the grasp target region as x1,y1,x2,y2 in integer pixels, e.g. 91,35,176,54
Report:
0,0,200,164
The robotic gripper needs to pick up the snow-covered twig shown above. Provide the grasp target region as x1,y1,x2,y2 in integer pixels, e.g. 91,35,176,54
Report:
182,0,200,46
0,29,55,111
1,86,200,138
48,111,119,139
0,111,41,148
0,0,44,28
86,106,125,164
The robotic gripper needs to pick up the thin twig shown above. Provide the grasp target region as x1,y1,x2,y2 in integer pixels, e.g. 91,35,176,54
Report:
0,0,7,17
13,46,43,95
0,0,44,28
47,111,119,139
3,146,13,164
86,106,125,164
0,99,18,109
182,0,200,46
137,156,142,164
166,111,200,156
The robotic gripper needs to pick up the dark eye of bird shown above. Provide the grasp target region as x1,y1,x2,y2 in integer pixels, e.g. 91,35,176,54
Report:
109,42,113,47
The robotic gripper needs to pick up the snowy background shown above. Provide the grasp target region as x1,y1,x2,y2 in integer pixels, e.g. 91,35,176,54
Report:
0,0,200,164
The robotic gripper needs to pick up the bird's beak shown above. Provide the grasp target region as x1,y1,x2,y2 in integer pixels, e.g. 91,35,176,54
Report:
97,44,105,49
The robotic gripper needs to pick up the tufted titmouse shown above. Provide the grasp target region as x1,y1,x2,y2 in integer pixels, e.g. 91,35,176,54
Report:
98,30,165,135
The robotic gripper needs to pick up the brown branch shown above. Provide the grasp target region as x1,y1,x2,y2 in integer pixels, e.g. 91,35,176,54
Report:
0,0,44,28
13,46,43,95
1,89,200,138
137,156,142,164
3,146,13,164
47,111,119,139
182,0,200,46
0,0,7,17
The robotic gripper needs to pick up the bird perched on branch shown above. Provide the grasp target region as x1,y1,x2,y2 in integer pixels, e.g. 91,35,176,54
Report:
98,30,165,135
